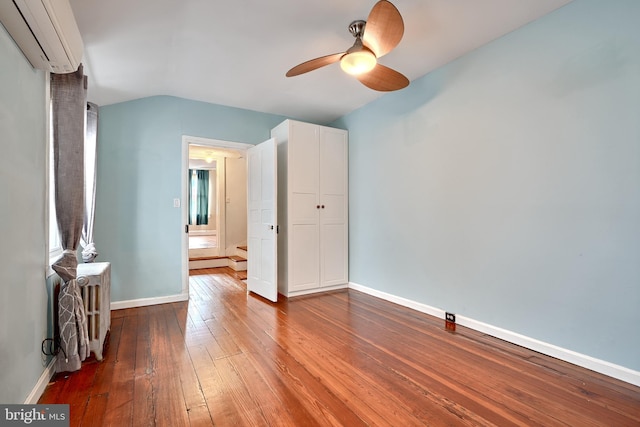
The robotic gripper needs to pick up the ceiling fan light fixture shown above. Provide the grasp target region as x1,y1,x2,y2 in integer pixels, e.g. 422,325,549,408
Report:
340,49,377,76
285,3,407,90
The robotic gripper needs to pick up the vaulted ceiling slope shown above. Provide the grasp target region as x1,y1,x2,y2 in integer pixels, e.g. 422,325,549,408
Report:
69,0,572,124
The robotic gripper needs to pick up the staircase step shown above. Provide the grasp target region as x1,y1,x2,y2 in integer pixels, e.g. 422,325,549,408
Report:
189,255,247,271
189,256,228,270
228,255,247,272
189,255,227,262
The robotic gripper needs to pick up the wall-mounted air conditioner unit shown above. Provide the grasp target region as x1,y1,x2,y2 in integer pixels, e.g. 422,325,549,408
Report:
0,0,83,74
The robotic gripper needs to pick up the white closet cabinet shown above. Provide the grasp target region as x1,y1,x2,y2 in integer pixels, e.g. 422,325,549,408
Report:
272,119,348,297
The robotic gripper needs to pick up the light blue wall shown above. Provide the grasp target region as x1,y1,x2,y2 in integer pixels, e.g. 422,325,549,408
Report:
96,96,286,302
0,26,48,402
334,0,640,371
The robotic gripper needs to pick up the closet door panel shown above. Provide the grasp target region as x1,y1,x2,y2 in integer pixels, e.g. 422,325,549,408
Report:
291,192,317,223
319,126,348,287
290,121,319,195
321,194,345,223
320,223,347,286
319,127,347,197
290,223,320,290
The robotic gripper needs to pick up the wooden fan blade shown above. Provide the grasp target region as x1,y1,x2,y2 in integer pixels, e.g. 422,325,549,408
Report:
356,64,409,91
286,53,344,77
362,0,404,58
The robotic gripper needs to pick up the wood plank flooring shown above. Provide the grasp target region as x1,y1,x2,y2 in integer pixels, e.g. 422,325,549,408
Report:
189,235,218,250
39,267,640,426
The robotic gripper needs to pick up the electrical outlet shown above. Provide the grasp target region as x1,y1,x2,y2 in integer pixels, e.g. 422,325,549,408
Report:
445,320,456,333
445,312,456,323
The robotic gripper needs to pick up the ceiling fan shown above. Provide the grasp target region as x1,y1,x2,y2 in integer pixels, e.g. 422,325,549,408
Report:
286,0,409,92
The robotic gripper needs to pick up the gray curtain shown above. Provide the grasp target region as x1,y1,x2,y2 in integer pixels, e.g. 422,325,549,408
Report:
81,102,99,262
51,65,90,373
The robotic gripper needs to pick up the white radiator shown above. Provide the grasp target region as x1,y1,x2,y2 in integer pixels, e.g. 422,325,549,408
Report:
77,262,111,361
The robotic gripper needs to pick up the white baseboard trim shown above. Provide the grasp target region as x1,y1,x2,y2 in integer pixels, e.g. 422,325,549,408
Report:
349,281,640,387
283,283,348,298
110,293,189,310
348,282,446,319
25,357,56,404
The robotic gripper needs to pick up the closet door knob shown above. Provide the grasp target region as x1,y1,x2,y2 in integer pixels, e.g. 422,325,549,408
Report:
316,205,320,209
321,205,325,209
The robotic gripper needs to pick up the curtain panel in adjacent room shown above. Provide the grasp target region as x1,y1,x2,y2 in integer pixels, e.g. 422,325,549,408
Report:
189,169,209,225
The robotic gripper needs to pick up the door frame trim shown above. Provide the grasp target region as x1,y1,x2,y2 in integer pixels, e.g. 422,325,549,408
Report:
181,135,253,296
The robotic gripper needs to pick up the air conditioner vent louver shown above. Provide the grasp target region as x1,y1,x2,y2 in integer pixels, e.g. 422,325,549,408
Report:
0,0,83,73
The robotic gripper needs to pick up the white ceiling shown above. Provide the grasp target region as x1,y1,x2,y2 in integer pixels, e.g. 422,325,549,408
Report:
188,144,244,170
68,0,571,124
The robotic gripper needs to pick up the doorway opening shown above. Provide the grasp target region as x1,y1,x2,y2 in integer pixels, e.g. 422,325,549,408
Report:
187,155,219,258
181,136,253,296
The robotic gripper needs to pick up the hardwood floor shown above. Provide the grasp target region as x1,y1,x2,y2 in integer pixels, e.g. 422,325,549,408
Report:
39,267,640,426
189,235,218,250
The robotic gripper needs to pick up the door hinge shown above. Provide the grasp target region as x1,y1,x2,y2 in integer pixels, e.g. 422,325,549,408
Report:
185,224,189,233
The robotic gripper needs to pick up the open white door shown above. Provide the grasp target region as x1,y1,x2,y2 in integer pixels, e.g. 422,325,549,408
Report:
247,138,278,302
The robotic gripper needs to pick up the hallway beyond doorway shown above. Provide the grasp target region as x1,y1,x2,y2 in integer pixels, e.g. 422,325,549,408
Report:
189,234,217,250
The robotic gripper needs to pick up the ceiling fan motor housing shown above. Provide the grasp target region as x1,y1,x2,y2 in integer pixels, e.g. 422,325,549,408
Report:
348,20,367,38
